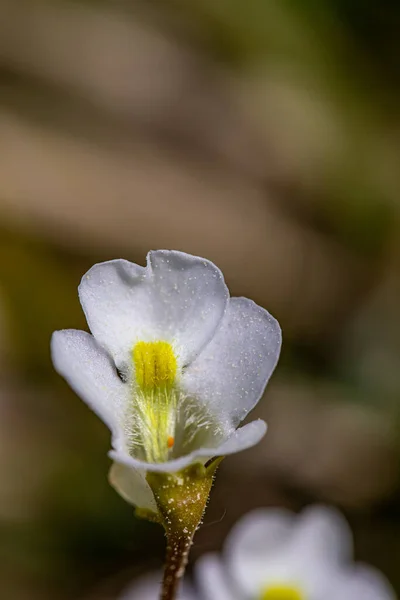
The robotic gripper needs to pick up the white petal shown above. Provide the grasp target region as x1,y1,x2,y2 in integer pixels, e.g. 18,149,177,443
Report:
289,505,352,564
108,461,157,512
109,420,266,474
119,571,196,600
182,297,281,427
211,419,267,453
51,329,127,438
78,251,229,368
331,564,396,600
225,505,356,598
118,572,162,600
195,554,237,600
246,506,352,596
225,508,296,595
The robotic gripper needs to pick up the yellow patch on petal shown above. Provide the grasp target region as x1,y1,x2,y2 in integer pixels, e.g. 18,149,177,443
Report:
131,341,178,463
260,585,304,600
133,341,177,391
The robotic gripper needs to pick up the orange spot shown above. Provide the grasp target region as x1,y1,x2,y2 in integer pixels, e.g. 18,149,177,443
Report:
167,436,175,449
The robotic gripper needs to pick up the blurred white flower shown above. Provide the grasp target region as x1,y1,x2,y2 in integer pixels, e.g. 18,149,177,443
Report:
196,505,396,600
118,571,197,600
51,250,281,511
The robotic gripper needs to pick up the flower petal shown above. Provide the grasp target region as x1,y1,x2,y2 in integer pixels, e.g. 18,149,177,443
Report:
210,419,267,454
78,251,229,368
226,506,356,598
51,329,127,438
195,554,237,600
225,508,297,595
108,461,157,512
289,505,352,564
182,297,281,427
118,572,163,600
332,564,396,600
109,420,266,474
118,571,197,600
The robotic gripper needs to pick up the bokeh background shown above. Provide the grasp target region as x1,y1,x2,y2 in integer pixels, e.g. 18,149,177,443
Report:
1,0,400,598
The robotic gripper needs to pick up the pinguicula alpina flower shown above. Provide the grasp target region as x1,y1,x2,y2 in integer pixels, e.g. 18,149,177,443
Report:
196,505,396,600
51,250,281,513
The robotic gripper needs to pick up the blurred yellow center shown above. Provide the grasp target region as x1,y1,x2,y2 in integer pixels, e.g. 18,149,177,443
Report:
133,341,177,391
260,585,304,600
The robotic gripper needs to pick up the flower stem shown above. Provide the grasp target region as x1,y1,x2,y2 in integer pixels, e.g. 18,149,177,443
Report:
147,460,223,600
161,528,194,600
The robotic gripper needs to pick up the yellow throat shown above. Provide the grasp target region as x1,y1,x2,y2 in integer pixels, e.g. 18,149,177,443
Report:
133,341,177,391
131,340,178,462
260,585,304,600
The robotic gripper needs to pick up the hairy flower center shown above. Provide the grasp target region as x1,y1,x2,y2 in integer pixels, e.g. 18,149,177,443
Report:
128,340,223,464
130,340,178,463
260,585,304,600
133,340,177,391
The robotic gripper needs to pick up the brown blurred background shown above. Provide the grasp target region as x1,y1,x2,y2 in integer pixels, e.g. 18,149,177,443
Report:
0,0,400,598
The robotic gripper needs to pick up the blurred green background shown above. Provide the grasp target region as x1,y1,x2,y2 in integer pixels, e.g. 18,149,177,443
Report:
0,0,400,598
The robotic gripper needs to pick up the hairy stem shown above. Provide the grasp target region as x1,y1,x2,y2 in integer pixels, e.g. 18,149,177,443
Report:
147,460,223,600
161,529,194,600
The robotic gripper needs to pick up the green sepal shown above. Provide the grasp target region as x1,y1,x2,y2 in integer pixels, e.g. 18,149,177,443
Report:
134,506,162,524
146,458,224,536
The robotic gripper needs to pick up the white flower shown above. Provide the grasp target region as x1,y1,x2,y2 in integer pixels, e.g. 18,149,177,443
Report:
51,250,281,511
118,571,197,600
196,505,396,600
